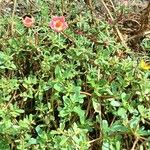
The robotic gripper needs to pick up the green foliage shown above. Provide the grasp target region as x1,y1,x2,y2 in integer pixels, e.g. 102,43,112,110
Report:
0,0,150,149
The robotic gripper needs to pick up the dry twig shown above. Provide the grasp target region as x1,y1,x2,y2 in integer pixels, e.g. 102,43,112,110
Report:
100,0,128,50
11,0,17,35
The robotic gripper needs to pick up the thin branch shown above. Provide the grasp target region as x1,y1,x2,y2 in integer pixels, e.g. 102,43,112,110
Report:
80,91,92,96
5,91,17,109
89,137,102,144
109,0,115,11
61,0,64,15
127,30,150,42
61,31,75,44
100,0,128,50
130,138,139,150
86,98,91,117
11,0,17,35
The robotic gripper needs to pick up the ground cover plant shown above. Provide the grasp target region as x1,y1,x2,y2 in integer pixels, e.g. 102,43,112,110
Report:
0,0,150,149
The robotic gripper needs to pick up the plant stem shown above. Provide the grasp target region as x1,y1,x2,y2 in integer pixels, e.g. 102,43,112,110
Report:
61,0,64,15
61,31,75,44
100,0,128,50
11,0,17,35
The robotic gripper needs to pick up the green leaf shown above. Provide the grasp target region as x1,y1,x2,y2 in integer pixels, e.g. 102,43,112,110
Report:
102,120,109,133
92,99,101,113
117,107,127,118
0,139,10,150
73,106,85,124
54,83,63,92
110,123,128,133
28,138,37,145
110,100,121,107
102,141,110,150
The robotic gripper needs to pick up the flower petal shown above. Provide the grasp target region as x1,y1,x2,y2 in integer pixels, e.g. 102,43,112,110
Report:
49,16,68,32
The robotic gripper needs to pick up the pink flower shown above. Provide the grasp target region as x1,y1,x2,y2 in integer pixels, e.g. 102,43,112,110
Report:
23,15,35,28
49,16,68,32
